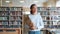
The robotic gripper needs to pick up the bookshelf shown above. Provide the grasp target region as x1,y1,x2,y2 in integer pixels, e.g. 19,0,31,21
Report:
0,7,23,34
38,7,60,28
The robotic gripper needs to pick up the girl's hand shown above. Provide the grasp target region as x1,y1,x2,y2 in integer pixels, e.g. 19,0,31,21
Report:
29,22,36,30
29,26,36,30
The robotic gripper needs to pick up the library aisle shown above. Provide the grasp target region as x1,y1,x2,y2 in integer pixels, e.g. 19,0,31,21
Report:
0,0,60,34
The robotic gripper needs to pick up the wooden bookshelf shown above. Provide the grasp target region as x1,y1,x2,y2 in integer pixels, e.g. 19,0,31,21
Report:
0,7,23,34
0,28,21,34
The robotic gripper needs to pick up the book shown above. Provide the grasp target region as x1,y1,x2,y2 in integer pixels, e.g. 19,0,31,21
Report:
10,7,14,11
10,12,15,16
9,17,14,20
14,8,17,11
0,8,2,11
6,7,10,11
17,8,21,11
0,22,2,25
0,17,3,20
3,17,7,20
2,21,8,25
13,21,17,25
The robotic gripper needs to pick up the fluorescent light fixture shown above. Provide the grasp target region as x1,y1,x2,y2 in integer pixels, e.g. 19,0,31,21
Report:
20,1,24,3
5,1,10,3
34,1,38,3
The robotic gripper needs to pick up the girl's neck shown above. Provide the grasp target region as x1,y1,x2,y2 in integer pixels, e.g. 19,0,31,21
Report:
32,12,37,15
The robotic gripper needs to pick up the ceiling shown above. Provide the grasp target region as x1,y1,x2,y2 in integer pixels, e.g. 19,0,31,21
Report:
0,0,59,7
0,0,48,7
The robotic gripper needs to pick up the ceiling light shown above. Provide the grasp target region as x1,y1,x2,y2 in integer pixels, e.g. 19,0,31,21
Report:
34,1,38,3
20,1,24,3
5,1,10,3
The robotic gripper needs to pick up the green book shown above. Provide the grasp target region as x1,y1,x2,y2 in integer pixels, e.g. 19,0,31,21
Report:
0,17,7,20
0,17,3,20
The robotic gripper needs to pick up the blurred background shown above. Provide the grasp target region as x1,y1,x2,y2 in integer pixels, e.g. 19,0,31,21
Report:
0,0,60,34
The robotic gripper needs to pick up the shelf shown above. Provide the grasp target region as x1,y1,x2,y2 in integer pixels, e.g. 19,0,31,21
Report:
0,7,22,29
0,15,8,17
38,10,47,11
0,7,22,34
0,10,9,12
0,28,21,29
10,10,21,12
38,7,60,28
0,20,9,21
10,15,22,17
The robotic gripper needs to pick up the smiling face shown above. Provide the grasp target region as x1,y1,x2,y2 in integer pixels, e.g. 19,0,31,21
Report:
30,4,37,14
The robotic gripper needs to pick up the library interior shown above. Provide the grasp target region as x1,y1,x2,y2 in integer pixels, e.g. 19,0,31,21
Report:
0,0,60,34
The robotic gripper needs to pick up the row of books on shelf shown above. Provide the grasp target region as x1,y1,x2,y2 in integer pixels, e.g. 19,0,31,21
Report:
42,18,60,21
44,25,60,28
48,7,60,11
9,21,22,25
9,16,22,21
0,17,8,20
39,12,60,16
0,25,21,28
0,7,22,11
42,15,60,20
38,12,60,16
38,7,60,10
38,7,60,11
0,12,22,16
38,8,47,11
0,17,22,21
0,21,21,25
0,12,9,16
44,21,60,25
10,11,22,16
38,11,49,15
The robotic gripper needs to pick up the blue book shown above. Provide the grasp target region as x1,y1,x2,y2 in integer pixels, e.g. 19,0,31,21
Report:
2,21,8,25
